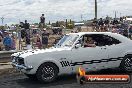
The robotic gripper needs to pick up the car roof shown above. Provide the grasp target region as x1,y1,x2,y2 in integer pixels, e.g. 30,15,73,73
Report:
69,32,112,36
68,32,131,42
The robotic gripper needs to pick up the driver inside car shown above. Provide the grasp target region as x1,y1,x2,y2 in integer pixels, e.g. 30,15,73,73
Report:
83,37,96,47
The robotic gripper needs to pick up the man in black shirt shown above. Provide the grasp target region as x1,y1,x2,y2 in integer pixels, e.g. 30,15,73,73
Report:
24,20,30,29
24,20,31,46
19,22,25,39
40,14,45,30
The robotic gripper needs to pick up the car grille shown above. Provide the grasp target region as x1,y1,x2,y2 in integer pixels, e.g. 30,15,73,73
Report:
12,56,24,65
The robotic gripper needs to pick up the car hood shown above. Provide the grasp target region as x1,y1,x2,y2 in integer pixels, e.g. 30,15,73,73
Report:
11,47,71,58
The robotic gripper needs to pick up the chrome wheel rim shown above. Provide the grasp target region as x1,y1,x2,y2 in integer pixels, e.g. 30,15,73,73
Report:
41,65,55,81
124,57,132,71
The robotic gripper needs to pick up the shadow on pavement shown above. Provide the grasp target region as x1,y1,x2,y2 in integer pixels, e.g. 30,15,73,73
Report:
16,74,76,88
15,69,131,88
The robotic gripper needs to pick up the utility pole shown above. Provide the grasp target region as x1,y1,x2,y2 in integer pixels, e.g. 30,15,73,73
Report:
95,0,97,19
65,19,68,28
120,13,122,17
115,11,117,18
81,14,83,21
19,19,21,23
1,17,4,26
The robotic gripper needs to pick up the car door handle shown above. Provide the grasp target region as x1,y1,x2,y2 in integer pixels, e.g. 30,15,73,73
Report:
101,47,107,49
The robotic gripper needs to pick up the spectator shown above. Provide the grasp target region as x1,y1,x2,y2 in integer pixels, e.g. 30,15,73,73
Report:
113,18,119,25
98,18,104,27
104,26,108,32
0,31,3,38
42,28,49,49
118,27,124,35
0,35,3,51
33,34,42,49
123,29,128,37
11,35,16,50
3,32,12,51
112,26,118,33
92,18,98,31
24,20,30,30
40,14,45,29
58,28,62,35
23,20,31,49
52,28,58,35
128,26,132,39
21,29,26,39
37,34,42,49
71,31,74,33
104,17,110,26
19,22,26,39
100,26,105,32
120,17,123,23
19,22,24,28
20,21,29,39
54,32,64,44
25,36,32,50
93,18,98,25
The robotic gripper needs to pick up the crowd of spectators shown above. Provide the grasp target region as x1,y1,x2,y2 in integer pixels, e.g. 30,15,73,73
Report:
92,16,132,38
0,15,132,51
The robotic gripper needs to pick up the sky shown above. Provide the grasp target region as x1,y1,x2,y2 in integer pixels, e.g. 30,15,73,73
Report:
0,0,132,25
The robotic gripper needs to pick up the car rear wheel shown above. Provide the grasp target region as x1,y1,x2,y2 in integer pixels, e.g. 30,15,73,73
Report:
120,55,132,72
36,62,59,83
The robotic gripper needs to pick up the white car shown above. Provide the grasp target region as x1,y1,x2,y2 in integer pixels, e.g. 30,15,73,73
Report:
11,32,132,83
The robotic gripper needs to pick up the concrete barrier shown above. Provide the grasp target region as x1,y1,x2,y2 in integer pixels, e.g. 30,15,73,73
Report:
0,51,18,59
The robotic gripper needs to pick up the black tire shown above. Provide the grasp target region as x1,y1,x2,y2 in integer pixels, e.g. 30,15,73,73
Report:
120,55,132,72
36,62,59,83
25,74,37,80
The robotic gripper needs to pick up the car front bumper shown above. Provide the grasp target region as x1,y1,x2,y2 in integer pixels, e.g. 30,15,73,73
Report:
12,62,33,71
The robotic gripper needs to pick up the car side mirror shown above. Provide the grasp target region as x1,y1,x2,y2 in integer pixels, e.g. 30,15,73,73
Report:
75,44,81,49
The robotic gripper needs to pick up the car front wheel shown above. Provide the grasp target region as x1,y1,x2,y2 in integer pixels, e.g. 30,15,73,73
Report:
120,55,132,72
36,62,59,83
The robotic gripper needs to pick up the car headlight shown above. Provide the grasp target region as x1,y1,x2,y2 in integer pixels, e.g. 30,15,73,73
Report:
12,56,25,65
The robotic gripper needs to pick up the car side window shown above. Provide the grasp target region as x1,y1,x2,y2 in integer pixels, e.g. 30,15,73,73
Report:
99,35,121,46
76,34,121,47
85,34,122,46
79,35,97,47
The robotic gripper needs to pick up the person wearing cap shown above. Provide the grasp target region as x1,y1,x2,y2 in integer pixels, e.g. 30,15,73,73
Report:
41,28,49,49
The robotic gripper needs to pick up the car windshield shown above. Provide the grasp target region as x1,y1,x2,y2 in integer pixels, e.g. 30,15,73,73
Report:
55,34,79,48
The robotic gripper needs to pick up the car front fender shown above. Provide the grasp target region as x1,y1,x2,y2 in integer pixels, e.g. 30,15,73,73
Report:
124,51,132,56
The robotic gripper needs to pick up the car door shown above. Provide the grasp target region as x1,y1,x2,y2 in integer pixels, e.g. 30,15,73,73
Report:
70,34,109,73
102,34,125,68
